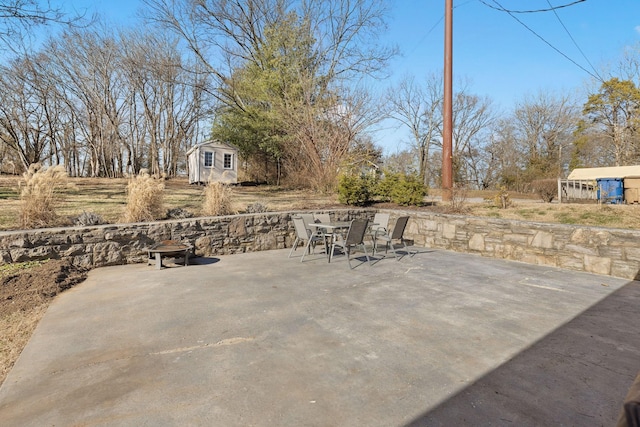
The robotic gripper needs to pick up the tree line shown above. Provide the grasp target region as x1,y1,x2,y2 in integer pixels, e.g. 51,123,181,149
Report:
385,67,640,192
0,25,209,177
1,0,640,194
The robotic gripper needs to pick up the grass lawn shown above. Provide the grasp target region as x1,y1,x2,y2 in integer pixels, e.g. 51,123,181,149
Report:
1,175,639,230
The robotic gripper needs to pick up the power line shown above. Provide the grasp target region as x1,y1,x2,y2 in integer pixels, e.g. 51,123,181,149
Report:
545,0,604,81
484,0,602,82
405,0,475,58
478,0,587,14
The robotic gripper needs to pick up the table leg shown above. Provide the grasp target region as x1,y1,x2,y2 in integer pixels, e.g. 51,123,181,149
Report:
155,252,162,270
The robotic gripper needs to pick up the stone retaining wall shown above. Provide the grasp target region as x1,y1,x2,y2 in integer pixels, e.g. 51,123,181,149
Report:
0,209,373,270
1,208,639,280
382,209,640,280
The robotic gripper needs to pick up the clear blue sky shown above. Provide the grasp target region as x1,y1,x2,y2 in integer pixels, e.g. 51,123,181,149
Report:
388,0,640,107
65,0,640,154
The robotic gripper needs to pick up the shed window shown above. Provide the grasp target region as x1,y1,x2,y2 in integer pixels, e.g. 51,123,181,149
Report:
223,153,233,169
204,151,213,168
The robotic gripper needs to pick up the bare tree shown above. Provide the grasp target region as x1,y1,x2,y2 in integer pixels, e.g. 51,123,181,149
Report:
488,118,526,191
119,29,210,176
45,27,129,177
0,0,89,52
448,91,495,188
511,91,578,180
386,73,441,186
0,55,58,171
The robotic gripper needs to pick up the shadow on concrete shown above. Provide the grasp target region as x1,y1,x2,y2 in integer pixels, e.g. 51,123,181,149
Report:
404,280,640,427
189,256,221,266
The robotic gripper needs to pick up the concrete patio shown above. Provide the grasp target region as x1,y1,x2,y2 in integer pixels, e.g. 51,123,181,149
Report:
0,247,638,426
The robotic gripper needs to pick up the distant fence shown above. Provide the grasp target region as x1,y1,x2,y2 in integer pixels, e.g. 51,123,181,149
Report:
557,179,597,203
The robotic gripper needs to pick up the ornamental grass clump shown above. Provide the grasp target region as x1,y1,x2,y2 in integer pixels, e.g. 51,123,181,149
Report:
19,164,67,229
122,169,165,222
202,181,235,216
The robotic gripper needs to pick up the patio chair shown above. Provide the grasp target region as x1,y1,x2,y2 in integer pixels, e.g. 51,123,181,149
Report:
298,213,316,235
299,213,330,251
289,215,328,261
373,216,412,260
312,213,333,242
313,213,331,223
369,212,390,248
329,218,371,269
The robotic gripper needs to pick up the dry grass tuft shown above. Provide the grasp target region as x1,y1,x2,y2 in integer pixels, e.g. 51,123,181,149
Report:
0,304,48,385
202,181,236,216
19,164,68,229
122,169,165,222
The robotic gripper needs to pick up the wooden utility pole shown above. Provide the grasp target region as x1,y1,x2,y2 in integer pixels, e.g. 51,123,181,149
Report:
442,0,453,201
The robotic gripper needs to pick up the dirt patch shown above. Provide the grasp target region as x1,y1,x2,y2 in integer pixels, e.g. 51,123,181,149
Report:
0,260,88,317
0,260,88,386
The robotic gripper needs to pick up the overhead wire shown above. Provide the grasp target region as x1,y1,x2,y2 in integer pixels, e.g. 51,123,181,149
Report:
478,0,586,14
405,0,476,57
483,0,603,82
545,0,604,81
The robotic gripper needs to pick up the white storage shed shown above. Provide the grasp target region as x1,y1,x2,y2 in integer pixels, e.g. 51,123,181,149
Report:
186,140,238,184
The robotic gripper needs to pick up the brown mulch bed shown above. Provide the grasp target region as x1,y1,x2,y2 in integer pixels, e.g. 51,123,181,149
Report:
0,260,88,318
0,260,89,386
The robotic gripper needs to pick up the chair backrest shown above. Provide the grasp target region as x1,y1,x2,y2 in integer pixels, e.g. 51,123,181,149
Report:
372,213,390,231
298,213,316,235
346,219,369,246
391,216,409,240
292,216,311,239
314,213,331,223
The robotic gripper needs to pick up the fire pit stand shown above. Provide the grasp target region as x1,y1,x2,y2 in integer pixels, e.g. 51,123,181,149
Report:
147,240,192,270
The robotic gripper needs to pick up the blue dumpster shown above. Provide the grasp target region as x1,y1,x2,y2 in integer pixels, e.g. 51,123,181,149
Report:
596,178,623,204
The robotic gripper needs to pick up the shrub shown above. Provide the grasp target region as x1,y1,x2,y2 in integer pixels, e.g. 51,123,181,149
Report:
19,164,67,229
202,181,236,216
376,172,427,206
374,172,400,202
337,174,374,206
122,169,165,222
165,208,194,219
389,174,426,206
492,186,512,209
246,202,268,214
72,211,105,226
443,186,470,214
531,179,557,203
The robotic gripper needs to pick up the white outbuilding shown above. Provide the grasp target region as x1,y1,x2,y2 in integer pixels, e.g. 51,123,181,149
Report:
186,140,238,185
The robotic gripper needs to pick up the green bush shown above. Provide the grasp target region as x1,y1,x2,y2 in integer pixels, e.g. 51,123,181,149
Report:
338,171,426,206
337,174,374,206
374,172,400,202
376,172,427,206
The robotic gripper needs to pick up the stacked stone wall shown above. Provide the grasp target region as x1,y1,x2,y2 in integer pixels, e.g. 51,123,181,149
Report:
0,209,372,269
2,208,639,280
381,209,640,280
